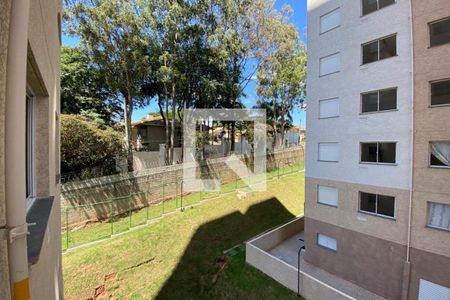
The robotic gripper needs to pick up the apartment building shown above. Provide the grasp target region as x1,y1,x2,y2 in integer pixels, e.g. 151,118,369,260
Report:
408,0,450,299
0,0,63,299
304,0,450,299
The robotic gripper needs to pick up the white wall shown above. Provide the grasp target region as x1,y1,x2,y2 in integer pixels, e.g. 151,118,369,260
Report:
306,0,413,190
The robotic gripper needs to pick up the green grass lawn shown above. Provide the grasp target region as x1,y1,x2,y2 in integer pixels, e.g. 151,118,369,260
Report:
62,170,304,299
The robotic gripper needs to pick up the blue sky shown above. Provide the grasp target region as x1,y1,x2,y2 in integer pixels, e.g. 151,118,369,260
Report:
63,0,307,126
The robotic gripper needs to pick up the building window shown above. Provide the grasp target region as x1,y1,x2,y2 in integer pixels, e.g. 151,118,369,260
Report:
361,88,397,113
430,17,450,47
359,192,395,218
428,202,450,231
360,142,396,164
26,90,36,210
318,143,339,162
430,79,450,106
319,98,340,118
318,185,338,207
362,34,396,64
319,53,340,76
362,0,395,16
430,142,450,168
317,233,337,251
419,279,450,300
320,8,340,34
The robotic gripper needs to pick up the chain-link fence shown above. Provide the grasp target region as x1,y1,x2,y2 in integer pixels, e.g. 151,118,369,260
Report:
61,156,304,251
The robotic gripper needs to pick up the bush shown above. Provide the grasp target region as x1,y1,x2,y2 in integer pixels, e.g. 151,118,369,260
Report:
61,114,125,181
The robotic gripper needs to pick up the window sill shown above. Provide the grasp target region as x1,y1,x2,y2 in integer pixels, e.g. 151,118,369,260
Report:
359,109,398,115
428,42,450,49
320,25,340,36
318,202,338,208
319,71,340,78
318,160,339,163
426,225,450,233
317,244,337,253
26,196,54,265
319,116,340,120
360,55,398,67
429,165,450,169
359,162,397,166
358,210,396,221
429,103,450,108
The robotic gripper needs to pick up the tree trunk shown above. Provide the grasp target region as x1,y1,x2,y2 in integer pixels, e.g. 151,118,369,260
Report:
170,81,176,164
123,95,134,172
272,95,277,147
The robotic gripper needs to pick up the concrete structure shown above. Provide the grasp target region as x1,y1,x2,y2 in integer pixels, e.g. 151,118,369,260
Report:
0,0,63,299
247,0,450,299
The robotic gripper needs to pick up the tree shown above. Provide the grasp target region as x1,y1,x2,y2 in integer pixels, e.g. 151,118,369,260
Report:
256,4,306,147
60,114,124,181
60,45,121,126
65,0,155,172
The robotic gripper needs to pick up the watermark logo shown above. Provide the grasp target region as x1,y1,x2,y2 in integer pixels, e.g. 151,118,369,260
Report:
183,109,267,193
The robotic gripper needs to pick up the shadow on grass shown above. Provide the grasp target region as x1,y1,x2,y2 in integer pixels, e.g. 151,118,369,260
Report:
156,197,297,300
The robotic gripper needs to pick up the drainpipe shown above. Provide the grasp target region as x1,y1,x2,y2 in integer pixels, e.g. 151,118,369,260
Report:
5,0,31,299
297,238,305,298
406,0,415,264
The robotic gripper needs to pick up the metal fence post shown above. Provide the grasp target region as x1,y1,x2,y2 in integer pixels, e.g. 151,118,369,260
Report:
65,208,69,250
175,177,178,209
109,200,113,235
128,194,132,229
277,162,280,179
146,190,149,221
162,184,165,214
180,180,184,211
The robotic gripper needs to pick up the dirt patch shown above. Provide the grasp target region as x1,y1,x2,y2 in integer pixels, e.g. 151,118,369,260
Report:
210,255,228,284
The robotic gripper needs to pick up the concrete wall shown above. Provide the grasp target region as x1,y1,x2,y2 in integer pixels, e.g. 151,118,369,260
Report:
26,0,62,298
306,0,413,190
306,177,410,244
408,1,450,298
62,147,304,228
304,217,407,300
0,1,12,298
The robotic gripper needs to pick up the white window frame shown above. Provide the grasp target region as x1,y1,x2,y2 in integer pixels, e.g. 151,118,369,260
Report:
319,52,340,77
429,79,450,107
361,0,396,17
427,202,450,231
359,141,397,165
361,34,397,65
358,191,396,219
318,185,339,207
318,142,339,163
317,233,337,251
428,17,450,48
319,98,340,119
320,8,340,34
360,87,398,114
429,141,450,168
26,88,36,211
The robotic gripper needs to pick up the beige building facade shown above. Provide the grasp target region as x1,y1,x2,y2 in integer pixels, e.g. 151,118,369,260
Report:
0,0,63,299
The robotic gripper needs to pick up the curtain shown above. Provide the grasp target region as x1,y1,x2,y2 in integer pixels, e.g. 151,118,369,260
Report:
431,142,450,166
428,203,450,230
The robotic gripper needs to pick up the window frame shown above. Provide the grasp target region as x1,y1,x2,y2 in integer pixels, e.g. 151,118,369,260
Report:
358,191,396,219
26,87,36,211
361,0,396,17
361,34,397,65
428,16,450,48
319,97,340,119
318,142,339,163
359,142,397,165
319,52,340,77
360,87,398,114
429,78,450,107
429,141,450,169
427,201,450,232
317,233,337,252
317,185,339,207
320,7,341,35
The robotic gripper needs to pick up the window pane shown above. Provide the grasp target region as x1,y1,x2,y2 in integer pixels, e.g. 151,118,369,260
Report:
379,35,396,60
318,233,337,250
362,0,378,16
428,203,450,230
431,80,450,106
362,41,378,64
430,142,450,167
360,192,376,213
430,18,450,47
378,0,395,10
378,142,396,163
377,195,395,217
379,88,397,111
319,98,340,118
361,92,379,113
319,143,340,162
318,186,339,206
361,143,378,162
321,9,340,34
320,53,340,76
